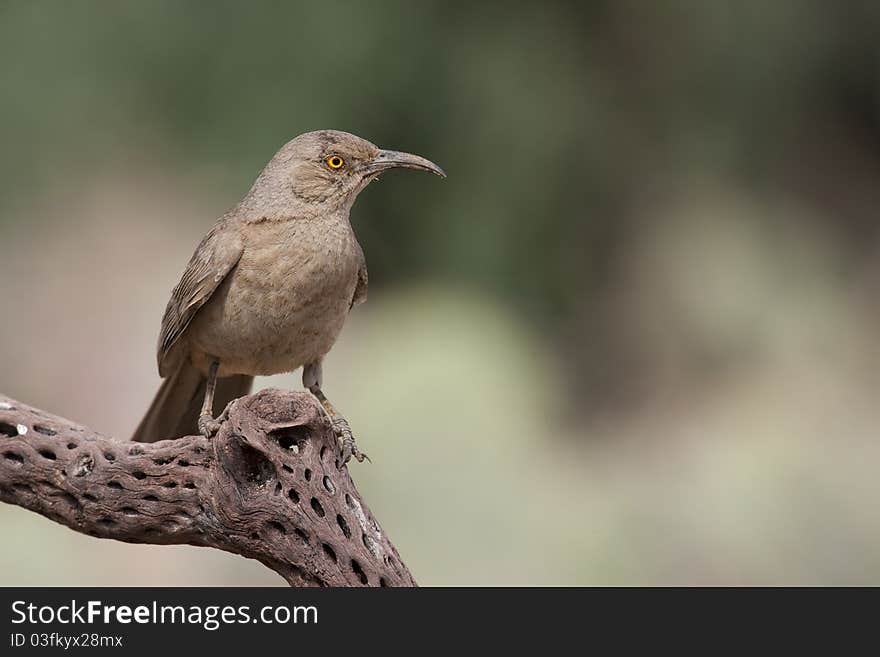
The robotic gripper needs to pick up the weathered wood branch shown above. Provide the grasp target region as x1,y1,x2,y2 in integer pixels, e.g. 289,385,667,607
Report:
0,389,414,587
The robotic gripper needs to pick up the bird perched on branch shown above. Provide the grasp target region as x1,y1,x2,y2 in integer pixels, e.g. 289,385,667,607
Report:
132,130,445,462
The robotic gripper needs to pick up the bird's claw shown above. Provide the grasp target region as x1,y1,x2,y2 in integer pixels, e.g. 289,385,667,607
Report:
198,414,221,438
333,418,369,464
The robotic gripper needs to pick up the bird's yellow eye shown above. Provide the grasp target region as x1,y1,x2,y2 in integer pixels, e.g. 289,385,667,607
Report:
326,155,345,170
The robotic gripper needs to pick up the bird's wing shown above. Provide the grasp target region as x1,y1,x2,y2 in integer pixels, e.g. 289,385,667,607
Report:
157,221,243,376
351,246,368,309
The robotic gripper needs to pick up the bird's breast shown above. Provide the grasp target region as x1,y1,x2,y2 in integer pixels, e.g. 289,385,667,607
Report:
188,216,362,376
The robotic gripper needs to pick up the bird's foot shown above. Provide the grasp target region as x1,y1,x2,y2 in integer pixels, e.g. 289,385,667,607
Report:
198,414,222,438
333,418,370,464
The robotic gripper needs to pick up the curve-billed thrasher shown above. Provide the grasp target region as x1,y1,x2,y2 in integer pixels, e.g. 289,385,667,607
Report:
132,130,445,462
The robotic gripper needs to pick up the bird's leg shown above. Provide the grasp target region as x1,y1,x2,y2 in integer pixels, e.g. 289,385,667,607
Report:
303,361,368,464
312,388,369,464
197,359,222,438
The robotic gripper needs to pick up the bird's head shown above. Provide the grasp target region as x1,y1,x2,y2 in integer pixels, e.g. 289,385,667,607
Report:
244,130,445,215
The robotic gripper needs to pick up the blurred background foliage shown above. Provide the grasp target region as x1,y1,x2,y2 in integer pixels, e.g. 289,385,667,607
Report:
2,1,880,584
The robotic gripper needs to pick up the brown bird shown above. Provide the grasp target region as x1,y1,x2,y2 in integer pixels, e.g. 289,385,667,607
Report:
131,130,445,462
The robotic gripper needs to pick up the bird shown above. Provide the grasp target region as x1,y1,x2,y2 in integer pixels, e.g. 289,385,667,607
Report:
131,129,445,462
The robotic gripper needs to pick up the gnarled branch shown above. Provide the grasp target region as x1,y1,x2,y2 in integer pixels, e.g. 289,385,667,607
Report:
0,389,414,587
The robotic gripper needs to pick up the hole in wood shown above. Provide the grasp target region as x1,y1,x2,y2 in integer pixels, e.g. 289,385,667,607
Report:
106,481,122,490
336,514,351,539
0,423,17,437
222,438,276,489
362,532,379,557
73,454,94,477
271,425,310,451
322,543,337,562
322,475,336,495
132,471,146,480
34,424,56,436
288,488,300,504
310,497,325,518
266,520,286,535
37,449,56,461
351,559,368,585
3,451,23,464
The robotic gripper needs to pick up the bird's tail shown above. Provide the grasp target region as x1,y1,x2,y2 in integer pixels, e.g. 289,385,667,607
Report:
131,360,253,443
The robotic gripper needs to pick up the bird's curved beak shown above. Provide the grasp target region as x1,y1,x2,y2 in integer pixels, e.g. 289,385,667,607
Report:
366,149,446,178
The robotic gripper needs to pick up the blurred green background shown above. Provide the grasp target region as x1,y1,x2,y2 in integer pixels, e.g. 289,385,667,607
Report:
2,1,880,585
